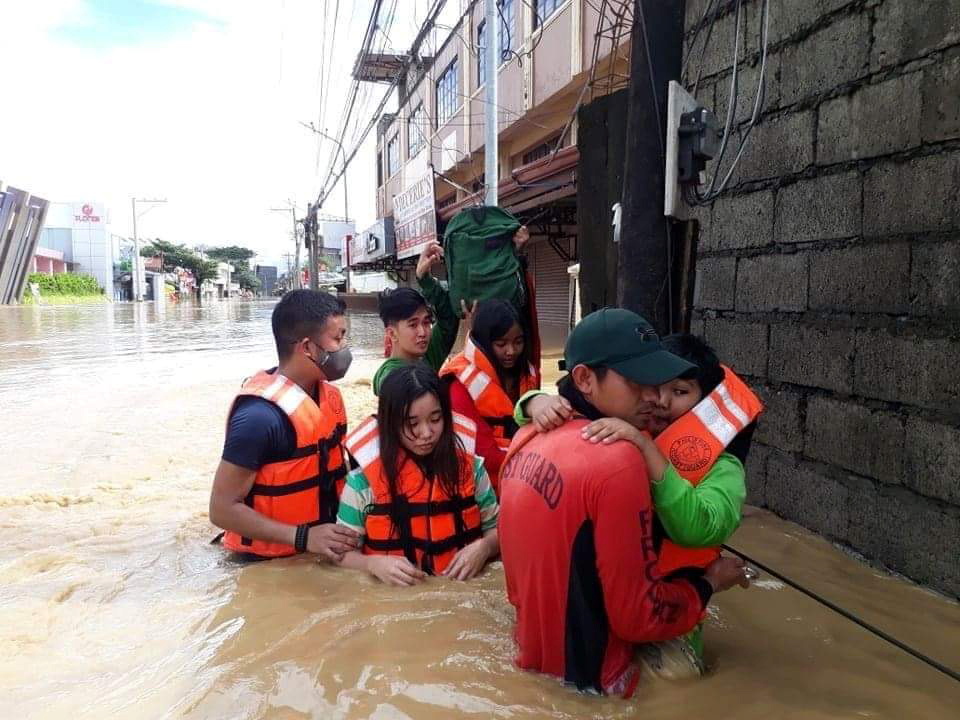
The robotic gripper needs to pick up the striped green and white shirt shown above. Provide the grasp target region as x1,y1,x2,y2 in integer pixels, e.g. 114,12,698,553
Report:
337,456,500,538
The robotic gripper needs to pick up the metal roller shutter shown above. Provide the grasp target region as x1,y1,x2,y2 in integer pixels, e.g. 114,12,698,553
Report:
531,238,571,327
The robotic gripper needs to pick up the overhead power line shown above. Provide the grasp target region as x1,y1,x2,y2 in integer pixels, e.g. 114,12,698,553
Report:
314,0,457,209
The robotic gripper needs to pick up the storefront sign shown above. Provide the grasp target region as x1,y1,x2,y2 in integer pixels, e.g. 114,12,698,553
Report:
73,204,102,223
394,174,437,260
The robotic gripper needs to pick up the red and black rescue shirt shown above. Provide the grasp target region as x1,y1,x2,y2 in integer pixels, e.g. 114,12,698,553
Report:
498,419,713,696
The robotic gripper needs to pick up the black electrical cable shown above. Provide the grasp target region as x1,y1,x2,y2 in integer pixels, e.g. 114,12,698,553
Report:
697,0,743,202
684,0,770,207
692,0,724,98
682,0,719,80
721,543,960,684
316,0,452,207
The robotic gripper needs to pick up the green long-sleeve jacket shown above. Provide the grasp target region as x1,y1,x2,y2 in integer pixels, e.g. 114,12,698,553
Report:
653,453,745,547
513,390,746,548
372,274,460,395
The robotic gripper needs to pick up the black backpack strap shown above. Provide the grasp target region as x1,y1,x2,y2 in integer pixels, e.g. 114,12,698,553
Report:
482,415,520,439
484,231,514,250
363,528,483,557
365,495,477,517
363,495,482,567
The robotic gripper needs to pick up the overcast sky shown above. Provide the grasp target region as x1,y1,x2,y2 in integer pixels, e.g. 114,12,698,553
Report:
0,0,442,268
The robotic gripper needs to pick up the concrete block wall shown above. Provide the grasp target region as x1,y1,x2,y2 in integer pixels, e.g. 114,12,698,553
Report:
684,0,960,597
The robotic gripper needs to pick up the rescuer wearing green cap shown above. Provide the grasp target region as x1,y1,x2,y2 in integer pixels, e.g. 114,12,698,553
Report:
497,308,750,696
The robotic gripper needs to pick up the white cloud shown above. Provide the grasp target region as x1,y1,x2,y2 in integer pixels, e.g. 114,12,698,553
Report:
0,0,401,269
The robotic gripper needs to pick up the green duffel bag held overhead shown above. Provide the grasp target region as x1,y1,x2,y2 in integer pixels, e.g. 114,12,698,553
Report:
443,205,525,317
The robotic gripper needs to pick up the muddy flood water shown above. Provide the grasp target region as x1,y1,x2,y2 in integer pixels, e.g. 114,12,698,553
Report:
2,300,959,719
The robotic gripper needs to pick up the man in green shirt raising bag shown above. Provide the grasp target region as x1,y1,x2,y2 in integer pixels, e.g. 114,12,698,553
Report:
372,242,461,395
372,222,531,395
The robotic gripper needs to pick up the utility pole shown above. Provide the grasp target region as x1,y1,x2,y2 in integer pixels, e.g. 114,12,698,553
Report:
305,203,320,291
291,207,302,290
270,205,302,290
484,0,499,206
344,231,351,294
617,1,684,332
131,198,139,301
131,197,167,302
300,123,355,292
300,122,349,221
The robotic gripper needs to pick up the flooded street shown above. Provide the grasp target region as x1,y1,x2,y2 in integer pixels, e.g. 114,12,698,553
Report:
2,301,959,719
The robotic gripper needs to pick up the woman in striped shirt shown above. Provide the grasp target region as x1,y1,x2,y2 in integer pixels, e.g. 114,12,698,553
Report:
336,364,500,586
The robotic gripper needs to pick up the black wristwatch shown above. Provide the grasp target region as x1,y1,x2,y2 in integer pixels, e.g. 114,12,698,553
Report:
294,523,310,553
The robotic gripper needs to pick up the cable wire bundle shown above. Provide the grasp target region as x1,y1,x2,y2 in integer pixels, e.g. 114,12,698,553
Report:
684,0,770,206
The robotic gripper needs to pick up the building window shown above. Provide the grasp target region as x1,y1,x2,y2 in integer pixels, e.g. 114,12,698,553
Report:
387,134,400,177
500,0,515,55
408,104,426,158
436,59,459,127
478,20,487,88
533,0,563,29
377,150,383,186
478,2,515,87
522,134,563,165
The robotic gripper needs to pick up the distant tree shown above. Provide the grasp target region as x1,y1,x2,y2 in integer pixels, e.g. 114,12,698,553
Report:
206,246,256,272
183,256,219,301
140,239,193,272
234,268,262,292
141,239,218,301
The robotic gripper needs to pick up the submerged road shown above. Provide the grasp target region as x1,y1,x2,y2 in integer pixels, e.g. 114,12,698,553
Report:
1,300,958,718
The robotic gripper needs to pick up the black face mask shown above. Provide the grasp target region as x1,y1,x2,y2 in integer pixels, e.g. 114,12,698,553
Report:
309,345,353,381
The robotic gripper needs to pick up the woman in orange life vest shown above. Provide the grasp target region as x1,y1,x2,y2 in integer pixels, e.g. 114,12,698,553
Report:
439,299,540,495
336,363,501,586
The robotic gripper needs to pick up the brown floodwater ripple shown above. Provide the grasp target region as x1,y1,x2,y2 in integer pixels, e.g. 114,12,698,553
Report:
2,301,958,718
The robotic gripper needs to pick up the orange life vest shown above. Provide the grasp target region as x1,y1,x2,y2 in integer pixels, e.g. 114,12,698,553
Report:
439,336,540,451
222,369,348,558
655,366,763,575
344,413,483,575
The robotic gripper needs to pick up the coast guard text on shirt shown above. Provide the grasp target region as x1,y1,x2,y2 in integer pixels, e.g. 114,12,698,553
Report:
501,451,563,509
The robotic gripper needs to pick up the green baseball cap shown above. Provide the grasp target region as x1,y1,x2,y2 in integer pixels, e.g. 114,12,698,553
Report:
562,308,696,385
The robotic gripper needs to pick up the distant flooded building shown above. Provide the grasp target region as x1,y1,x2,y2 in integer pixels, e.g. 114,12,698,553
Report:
201,261,236,300
255,265,278,296
32,247,68,275
319,221,356,272
37,201,115,299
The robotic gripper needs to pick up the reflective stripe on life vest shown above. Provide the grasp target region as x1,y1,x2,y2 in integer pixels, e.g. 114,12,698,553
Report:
344,413,482,575
440,337,540,449
222,370,349,558
655,366,763,574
